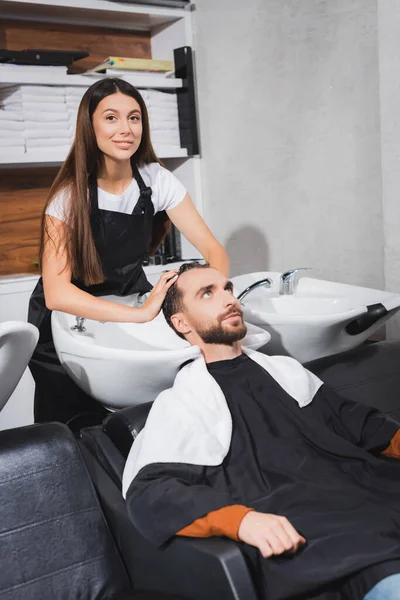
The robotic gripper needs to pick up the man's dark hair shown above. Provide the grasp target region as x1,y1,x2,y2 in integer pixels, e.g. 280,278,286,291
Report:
162,261,210,339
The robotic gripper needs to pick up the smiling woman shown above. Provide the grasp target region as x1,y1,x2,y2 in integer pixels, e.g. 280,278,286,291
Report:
27,78,229,431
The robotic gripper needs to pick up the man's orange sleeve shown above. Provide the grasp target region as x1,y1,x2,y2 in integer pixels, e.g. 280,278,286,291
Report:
177,505,253,541
382,429,400,459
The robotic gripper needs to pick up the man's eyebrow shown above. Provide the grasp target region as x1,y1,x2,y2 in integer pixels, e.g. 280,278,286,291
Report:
195,283,215,298
195,280,233,297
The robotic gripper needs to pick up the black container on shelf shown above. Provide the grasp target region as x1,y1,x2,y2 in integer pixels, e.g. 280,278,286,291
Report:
143,225,181,266
174,46,199,156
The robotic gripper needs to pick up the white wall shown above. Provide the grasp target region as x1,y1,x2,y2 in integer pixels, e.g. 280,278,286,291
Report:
193,0,384,288
378,0,400,336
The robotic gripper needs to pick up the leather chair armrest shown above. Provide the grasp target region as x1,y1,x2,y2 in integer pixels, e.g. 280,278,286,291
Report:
80,428,258,600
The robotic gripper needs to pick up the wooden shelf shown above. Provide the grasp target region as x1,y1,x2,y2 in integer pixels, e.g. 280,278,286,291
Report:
0,0,187,31
0,71,183,89
0,146,188,168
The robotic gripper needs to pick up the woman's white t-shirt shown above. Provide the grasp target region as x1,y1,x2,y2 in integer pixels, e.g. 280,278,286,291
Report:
46,162,187,222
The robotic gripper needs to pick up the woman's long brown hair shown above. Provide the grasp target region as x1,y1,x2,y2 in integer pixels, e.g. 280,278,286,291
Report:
40,78,171,286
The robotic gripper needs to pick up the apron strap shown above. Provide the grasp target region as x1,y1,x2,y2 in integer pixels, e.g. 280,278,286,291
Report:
132,165,153,216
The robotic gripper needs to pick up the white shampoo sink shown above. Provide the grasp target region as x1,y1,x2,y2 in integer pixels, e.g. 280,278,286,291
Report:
51,293,270,409
232,272,400,363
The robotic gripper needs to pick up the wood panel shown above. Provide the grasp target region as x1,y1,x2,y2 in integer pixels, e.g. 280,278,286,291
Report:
0,19,152,72
0,168,58,275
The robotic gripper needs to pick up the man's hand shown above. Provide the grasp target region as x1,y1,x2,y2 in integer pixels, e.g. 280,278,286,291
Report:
238,511,306,558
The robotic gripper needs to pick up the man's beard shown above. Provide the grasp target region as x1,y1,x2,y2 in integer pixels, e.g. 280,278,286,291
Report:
196,309,247,345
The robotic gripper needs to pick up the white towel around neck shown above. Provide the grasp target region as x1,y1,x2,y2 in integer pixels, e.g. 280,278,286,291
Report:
122,348,323,497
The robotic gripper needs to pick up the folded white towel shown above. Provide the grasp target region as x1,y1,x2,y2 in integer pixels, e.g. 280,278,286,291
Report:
148,109,179,120
22,85,65,97
25,145,71,156
0,136,25,147
27,121,68,130
0,85,65,97
26,137,70,148
148,97,178,106
147,91,177,104
0,95,21,105
0,146,25,157
150,120,179,131
148,102,178,112
22,103,67,113
65,86,87,96
0,103,23,111
0,110,23,121
65,94,84,102
24,111,68,122
25,128,71,139
21,95,66,106
122,347,323,495
152,128,180,137
0,120,24,131
152,133,181,144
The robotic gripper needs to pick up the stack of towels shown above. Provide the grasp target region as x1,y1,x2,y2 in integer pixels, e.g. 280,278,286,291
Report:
0,85,71,154
64,86,85,140
141,89,181,151
0,84,182,158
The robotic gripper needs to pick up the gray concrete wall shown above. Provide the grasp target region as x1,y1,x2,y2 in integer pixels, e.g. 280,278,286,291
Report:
378,0,400,336
193,0,384,288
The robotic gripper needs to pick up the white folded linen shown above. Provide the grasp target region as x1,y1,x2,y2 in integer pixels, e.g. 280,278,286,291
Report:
0,120,24,131
148,103,178,113
0,146,25,157
25,128,71,139
23,85,65,96
0,95,21,105
122,347,323,494
147,91,177,104
0,136,25,147
146,104,178,112
0,103,23,111
150,120,180,131
65,94,84,102
21,103,67,113
27,121,68,130
0,85,65,97
26,137,70,148
0,110,23,121
25,145,71,156
152,131,180,141
22,95,66,105
64,86,87,96
23,111,68,122
148,109,179,120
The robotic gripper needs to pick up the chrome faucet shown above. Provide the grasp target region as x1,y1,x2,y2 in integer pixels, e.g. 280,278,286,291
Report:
279,268,311,295
70,317,86,332
135,292,148,308
237,277,273,304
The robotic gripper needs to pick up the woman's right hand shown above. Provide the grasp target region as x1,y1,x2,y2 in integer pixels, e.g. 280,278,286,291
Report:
140,270,178,322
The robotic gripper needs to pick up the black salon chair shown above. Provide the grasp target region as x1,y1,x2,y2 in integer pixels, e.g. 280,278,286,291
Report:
80,339,400,600
0,421,191,600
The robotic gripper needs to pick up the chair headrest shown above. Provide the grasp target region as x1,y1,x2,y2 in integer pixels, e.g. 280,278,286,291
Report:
103,402,153,459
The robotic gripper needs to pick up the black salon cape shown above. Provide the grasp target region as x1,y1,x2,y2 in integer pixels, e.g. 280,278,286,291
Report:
126,354,400,599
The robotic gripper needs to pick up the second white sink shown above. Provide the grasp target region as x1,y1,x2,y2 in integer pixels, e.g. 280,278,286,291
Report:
232,272,400,363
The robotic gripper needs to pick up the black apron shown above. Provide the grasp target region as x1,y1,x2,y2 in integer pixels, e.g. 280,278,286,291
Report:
28,168,154,432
